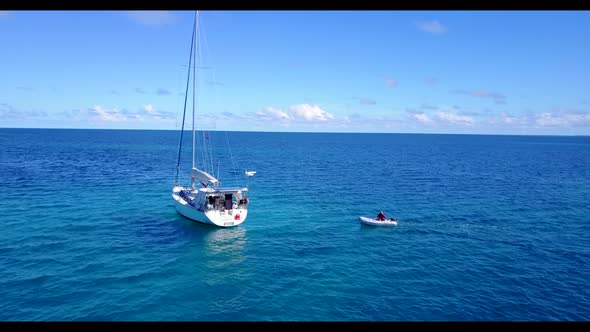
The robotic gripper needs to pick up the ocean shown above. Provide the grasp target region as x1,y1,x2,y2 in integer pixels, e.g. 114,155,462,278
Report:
1,128,589,321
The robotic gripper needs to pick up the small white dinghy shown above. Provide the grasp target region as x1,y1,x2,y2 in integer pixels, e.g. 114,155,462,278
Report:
359,216,398,226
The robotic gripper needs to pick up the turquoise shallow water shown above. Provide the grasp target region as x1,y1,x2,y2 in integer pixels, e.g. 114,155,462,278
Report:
1,128,589,321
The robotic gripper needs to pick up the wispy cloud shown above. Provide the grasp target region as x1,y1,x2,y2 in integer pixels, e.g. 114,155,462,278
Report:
424,77,438,86
460,110,483,116
413,113,433,124
1,103,49,119
352,97,377,105
420,104,438,110
118,109,143,121
416,20,448,35
0,11,12,18
206,81,225,86
534,111,590,127
59,109,81,119
89,106,128,122
156,88,171,95
453,89,506,104
360,98,376,105
0,103,47,119
155,110,176,120
110,89,119,95
483,110,590,129
127,11,177,26
256,104,335,123
15,86,35,92
82,104,175,124
384,78,398,88
496,113,528,126
435,111,474,125
141,104,174,121
256,107,291,121
135,88,174,95
0,103,274,129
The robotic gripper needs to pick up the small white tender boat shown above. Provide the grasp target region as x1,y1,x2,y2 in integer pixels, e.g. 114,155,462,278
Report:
359,216,398,226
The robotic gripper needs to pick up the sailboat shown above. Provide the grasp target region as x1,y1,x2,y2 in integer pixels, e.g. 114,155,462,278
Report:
172,11,254,228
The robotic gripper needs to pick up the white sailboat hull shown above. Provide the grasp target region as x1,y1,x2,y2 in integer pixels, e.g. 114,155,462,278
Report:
172,186,248,228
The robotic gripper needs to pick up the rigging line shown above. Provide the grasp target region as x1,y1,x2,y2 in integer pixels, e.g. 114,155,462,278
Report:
217,160,220,182
197,25,207,174
174,13,196,186
200,18,217,180
201,129,207,173
198,17,209,174
201,15,237,187
200,16,217,100
207,130,214,177
225,130,240,186
192,10,199,171
199,20,215,178
194,18,207,172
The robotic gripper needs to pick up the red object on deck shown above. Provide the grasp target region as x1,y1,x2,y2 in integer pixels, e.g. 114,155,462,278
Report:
235,214,240,220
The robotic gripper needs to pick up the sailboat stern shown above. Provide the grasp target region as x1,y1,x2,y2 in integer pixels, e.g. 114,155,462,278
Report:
204,208,248,227
172,186,248,227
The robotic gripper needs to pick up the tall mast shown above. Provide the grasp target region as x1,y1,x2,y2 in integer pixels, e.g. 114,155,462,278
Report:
192,10,199,170
174,12,196,186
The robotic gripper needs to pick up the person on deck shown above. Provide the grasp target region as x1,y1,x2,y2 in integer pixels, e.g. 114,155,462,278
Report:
377,211,386,221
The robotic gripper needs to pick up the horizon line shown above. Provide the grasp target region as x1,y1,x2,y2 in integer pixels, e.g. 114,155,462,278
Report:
0,126,588,137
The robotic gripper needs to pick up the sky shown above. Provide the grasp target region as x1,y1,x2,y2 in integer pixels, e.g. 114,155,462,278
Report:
0,10,589,135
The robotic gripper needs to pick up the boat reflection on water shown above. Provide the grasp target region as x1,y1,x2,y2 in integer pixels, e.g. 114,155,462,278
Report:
202,226,246,255
196,226,248,271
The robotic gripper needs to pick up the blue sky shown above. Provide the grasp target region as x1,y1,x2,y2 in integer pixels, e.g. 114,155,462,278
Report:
1,10,589,135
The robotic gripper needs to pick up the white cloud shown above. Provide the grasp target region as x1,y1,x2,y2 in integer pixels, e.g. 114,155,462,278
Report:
535,112,590,127
435,112,474,125
501,114,524,125
289,104,335,121
413,113,433,124
256,107,291,121
416,20,448,35
502,115,517,124
143,104,155,114
87,105,173,123
140,104,175,122
127,11,176,26
254,104,335,124
483,113,529,128
91,106,127,122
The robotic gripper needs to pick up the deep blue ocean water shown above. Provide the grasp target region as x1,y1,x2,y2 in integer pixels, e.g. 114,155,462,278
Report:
1,128,589,321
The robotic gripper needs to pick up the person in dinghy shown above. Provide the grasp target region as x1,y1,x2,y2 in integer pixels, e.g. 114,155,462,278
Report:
376,211,396,222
